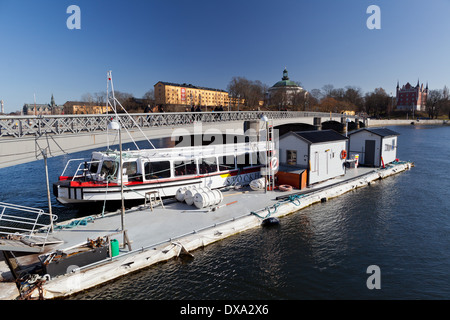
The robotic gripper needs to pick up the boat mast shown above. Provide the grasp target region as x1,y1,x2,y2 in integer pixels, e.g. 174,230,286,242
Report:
43,148,54,233
107,71,126,247
106,72,110,150
105,71,156,150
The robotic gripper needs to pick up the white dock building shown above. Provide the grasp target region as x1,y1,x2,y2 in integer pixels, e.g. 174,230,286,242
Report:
348,128,400,167
279,130,348,185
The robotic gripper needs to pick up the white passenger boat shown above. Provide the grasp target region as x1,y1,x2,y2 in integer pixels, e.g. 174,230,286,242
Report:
53,71,275,205
53,141,269,204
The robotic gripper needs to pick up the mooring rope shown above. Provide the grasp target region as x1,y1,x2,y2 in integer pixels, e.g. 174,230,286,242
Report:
55,216,95,230
251,194,306,219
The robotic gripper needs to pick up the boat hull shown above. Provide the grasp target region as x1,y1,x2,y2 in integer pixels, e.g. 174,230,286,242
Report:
54,168,261,204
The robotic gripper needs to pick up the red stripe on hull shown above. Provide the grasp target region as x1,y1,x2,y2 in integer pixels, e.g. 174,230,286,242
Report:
62,166,262,188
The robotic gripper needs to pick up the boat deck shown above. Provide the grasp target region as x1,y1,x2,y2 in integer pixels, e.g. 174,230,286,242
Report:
47,188,282,252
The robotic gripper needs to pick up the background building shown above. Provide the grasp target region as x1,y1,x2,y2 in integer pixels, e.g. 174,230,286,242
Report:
396,80,428,111
22,94,63,115
154,81,229,111
63,101,111,114
267,68,308,107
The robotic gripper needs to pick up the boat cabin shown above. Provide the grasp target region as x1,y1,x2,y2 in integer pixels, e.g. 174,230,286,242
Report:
84,143,265,185
54,141,271,204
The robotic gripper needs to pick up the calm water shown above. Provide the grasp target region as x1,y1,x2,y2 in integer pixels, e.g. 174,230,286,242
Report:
1,125,449,300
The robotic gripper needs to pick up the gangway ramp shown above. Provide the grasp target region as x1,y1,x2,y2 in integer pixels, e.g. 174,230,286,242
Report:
0,202,57,252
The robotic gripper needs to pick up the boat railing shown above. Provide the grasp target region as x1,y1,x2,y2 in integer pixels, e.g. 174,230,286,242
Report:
71,160,102,181
0,202,57,249
61,158,86,177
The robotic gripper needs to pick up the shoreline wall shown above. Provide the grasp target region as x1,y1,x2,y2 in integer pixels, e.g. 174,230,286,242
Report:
367,119,448,127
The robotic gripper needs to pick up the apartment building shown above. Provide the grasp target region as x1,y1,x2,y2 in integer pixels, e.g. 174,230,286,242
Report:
154,81,230,109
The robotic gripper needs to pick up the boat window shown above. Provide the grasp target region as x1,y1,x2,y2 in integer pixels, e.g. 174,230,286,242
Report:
123,162,137,175
199,157,218,174
236,153,251,169
123,161,140,181
218,155,235,171
250,152,261,166
100,160,117,178
174,159,197,176
89,159,100,174
145,161,171,180
258,152,268,167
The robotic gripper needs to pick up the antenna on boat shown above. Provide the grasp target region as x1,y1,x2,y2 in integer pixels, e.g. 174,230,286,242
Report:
34,140,57,233
106,72,111,150
106,71,156,150
106,71,134,251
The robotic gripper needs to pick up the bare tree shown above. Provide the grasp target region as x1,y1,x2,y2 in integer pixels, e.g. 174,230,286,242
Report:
143,89,155,101
364,88,389,117
309,89,322,101
343,86,364,111
318,97,339,113
94,91,106,105
322,84,335,98
329,88,345,100
227,77,248,101
81,93,94,104
426,89,444,119
269,89,289,110
290,91,308,111
442,86,450,119
142,89,155,110
81,92,106,105
227,77,266,109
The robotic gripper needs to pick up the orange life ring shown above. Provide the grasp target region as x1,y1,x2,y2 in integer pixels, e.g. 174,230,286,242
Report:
279,185,293,192
341,150,347,159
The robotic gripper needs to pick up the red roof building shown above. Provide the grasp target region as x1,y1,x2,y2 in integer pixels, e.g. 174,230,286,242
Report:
396,80,428,112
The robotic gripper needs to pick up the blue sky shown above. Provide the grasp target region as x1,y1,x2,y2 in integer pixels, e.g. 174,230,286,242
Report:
1,0,450,113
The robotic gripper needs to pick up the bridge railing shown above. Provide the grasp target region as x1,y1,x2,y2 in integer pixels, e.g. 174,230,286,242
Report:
0,111,353,138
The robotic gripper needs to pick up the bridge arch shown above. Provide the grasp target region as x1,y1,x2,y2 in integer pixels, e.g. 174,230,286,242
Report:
275,123,315,136
321,120,343,132
344,120,365,132
321,119,365,133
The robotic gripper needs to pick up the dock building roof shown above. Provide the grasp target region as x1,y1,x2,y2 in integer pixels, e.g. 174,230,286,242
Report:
283,129,348,144
349,128,400,137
